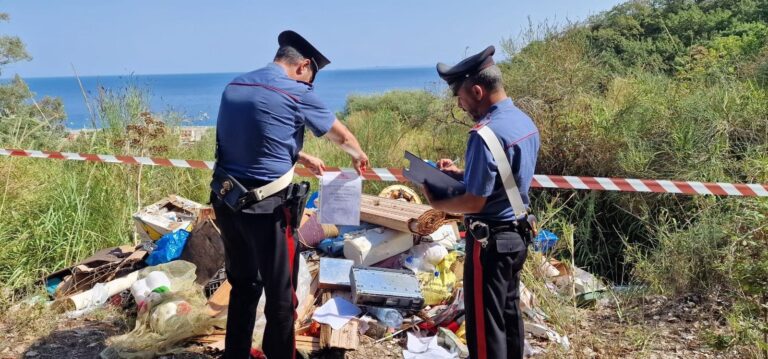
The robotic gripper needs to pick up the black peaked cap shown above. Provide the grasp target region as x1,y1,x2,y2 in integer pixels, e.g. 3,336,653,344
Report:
278,30,331,70
436,46,496,85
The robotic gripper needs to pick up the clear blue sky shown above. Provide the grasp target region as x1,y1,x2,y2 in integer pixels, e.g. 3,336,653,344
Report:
1,0,625,78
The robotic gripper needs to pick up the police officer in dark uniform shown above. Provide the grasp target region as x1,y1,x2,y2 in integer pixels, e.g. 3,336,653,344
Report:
423,46,540,359
211,30,369,359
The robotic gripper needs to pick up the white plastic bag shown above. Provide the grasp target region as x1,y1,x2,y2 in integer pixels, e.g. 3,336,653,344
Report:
251,253,312,348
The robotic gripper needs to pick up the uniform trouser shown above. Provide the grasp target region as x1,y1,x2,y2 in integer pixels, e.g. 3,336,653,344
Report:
212,194,300,359
464,227,529,359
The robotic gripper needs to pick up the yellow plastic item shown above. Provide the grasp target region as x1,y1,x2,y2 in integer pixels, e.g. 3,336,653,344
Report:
419,251,458,305
456,321,466,344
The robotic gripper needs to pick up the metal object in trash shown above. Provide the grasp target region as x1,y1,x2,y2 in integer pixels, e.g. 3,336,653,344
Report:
350,266,424,311
204,267,227,298
319,257,354,290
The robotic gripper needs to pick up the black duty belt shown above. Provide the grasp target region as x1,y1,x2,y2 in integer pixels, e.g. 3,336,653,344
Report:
466,217,533,249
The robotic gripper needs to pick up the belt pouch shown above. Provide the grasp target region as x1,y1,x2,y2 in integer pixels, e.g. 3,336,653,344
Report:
211,167,249,211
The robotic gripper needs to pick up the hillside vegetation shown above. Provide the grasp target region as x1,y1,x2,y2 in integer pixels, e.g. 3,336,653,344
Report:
1,0,767,354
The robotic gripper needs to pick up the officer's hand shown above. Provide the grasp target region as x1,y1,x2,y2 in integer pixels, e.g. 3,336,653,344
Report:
352,152,369,176
437,158,461,175
300,153,326,176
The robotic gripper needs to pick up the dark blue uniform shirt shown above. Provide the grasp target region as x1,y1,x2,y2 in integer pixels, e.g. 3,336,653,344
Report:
463,98,540,222
216,63,335,181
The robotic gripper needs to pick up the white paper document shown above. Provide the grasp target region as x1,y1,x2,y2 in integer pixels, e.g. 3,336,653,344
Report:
312,296,362,330
319,172,362,226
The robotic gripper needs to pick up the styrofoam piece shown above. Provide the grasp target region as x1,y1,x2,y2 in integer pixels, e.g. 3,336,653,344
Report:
343,227,413,266
319,257,354,289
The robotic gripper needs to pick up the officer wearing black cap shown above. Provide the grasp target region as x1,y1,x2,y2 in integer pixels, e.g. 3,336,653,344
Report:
423,46,540,359
211,30,369,359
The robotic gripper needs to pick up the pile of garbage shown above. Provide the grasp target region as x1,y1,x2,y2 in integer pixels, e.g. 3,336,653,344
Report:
40,187,607,358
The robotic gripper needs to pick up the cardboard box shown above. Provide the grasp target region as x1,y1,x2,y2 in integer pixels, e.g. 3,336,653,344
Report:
133,195,210,241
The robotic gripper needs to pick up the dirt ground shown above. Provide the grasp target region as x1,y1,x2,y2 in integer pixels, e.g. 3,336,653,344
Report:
565,293,749,359
0,294,752,359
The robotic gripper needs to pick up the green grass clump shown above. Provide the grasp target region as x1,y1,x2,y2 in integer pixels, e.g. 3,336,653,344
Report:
0,84,215,292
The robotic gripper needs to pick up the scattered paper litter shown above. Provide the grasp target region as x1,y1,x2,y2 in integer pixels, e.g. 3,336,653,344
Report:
312,296,361,330
403,332,457,359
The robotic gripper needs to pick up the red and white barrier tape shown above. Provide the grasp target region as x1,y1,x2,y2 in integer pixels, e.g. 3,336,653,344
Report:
2,148,767,197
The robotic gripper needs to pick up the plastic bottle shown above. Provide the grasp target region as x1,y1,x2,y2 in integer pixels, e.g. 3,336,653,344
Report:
366,306,404,329
130,279,150,304
402,255,422,273
145,271,171,293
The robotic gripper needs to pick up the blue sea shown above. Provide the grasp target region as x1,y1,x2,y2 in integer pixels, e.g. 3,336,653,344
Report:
19,67,443,129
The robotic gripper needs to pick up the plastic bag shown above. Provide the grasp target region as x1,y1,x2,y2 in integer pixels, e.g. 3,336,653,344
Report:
251,253,312,349
65,283,110,318
145,230,190,266
405,243,449,273
533,229,558,252
419,251,458,306
100,260,222,359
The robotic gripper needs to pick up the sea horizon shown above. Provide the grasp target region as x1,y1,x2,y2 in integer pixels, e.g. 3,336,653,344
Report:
5,64,439,80
11,67,445,129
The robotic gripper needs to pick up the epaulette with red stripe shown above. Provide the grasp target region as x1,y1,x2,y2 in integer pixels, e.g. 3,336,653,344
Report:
469,119,490,132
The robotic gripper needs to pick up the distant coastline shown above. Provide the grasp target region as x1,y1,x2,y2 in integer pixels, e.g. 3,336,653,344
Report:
67,125,213,144
4,66,437,80
20,67,443,129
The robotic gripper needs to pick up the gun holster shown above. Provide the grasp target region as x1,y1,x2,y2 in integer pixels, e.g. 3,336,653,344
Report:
283,181,310,229
523,213,538,245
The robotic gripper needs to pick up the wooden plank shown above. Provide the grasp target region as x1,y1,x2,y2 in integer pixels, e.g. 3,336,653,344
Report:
296,270,320,329
206,280,231,317
193,333,226,344
319,292,332,348
361,195,429,211
296,335,319,342
332,320,359,350
361,194,432,211
320,319,359,350
319,291,359,350
359,213,412,233
296,335,321,352
361,201,420,215
361,202,424,217
203,339,225,351
361,194,456,234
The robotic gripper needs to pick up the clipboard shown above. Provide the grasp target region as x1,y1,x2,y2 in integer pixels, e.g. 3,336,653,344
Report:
403,151,466,200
